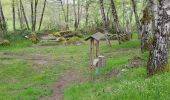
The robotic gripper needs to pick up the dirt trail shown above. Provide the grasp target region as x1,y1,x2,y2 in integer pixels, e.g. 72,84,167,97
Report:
39,70,86,100
0,49,86,100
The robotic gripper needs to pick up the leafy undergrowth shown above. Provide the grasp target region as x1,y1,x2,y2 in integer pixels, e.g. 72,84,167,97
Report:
64,39,170,100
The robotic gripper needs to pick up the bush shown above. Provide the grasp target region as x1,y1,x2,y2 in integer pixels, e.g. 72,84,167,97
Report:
0,40,10,46
30,33,39,44
67,37,80,44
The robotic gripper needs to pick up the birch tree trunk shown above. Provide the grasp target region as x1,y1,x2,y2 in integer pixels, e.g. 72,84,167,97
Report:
99,0,108,33
99,0,112,46
110,0,121,44
124,0,131,40
147,0,170,75
0,0,7,31
141,3,153,52
131,0,141,38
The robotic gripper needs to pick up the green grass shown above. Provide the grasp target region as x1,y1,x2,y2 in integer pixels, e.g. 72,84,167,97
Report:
0,39,89,100
1,34,170,100
0,40,32,51
63,39,170,100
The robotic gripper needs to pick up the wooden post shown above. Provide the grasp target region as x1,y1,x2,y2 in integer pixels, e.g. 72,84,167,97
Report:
90,39,94,81
96,41,99,58
96,40,100,77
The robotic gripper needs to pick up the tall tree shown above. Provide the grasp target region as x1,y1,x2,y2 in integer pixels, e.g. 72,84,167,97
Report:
0,0,7,31
99,0,108,33
110,0,121,44
131,0,140,38
33,0,39,31
38,0,47,31
66,0,69,29
17,0,24,29
73,0,78,30
140,3,153,52
31,0,34,31
20,0,30,30
85,0,91,28
12,0,16,31
147,0,170,75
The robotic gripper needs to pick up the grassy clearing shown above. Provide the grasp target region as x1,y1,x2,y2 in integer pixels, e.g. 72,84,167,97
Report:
0,40,89,100
1,35,170,100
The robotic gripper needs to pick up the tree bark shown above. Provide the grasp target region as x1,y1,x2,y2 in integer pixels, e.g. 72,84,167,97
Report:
59,0,67,30
33,0,39,31
38,0,47,31
0,0,7,31
131,0,141,38
99,0,108,33
12,0,16,31
66,0,69,30
31,0,34,31
17,0,24,29
147,0,170,75
20,0,30,30
140,1,155,52
73,0,78,30
85,0,90,27
110,0,121,44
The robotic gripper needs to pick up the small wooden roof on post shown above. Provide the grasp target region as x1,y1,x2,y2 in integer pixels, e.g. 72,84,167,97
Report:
85,32,108,81
85,32,107,41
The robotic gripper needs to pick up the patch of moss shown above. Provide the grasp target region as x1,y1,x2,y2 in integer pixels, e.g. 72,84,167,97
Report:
30,33,39,44
67,37,80,44
53,32,61,37
0,40,10,46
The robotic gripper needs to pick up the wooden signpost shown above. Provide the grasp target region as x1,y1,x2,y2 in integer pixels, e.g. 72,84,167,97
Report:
85,32,107,81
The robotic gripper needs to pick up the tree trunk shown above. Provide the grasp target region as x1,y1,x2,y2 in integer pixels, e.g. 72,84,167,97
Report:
66,0,69,30
33,0,38,31
12,0,16,31
77,0,80,28
31,0,34,31
20,0,30,30
73,0,78,31
147,0,170,75
99,0,112,47
17,0,24,29
131,0,140,38
85,1,90,28
110,0,121,44
122,0,125,33
38,0,47,31
99,0,108,33
140,2,154,52
60,0,67,30
124,3,131,40
0,0,7,31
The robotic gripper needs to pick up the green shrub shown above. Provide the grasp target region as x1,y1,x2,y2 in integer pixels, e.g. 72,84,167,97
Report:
0,40,10,46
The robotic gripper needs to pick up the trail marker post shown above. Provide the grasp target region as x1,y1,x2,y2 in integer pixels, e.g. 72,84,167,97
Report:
85,32,107,81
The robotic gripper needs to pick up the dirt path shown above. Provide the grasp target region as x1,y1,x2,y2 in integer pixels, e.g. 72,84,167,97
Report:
0,47,87,100
0,51,86,100
39,70,86,100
